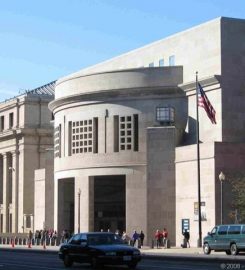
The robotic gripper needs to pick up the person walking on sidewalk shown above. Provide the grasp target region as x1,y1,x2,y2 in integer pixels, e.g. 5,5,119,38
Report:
155,230,162,249
182,229,190,248
132,230,139,247
139,230,145,248
162,228,168,248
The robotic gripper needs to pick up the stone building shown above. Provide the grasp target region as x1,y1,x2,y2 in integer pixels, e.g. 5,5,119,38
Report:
49,17,245,246
0,81,55,233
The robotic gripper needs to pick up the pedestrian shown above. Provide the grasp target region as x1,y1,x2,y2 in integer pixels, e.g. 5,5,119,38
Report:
182,229,190,248
162,228,168,248
122,231,130,244
139,230,145,248
155,229,162,249
28,230,33,245
132,230,139,247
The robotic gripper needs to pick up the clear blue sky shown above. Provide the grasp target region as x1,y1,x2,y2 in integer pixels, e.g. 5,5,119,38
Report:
0,0,244,101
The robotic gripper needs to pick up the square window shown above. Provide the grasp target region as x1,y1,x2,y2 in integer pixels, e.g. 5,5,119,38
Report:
89,120,92,124
84,127,87,132
76,128,79,133
84,141,87,146
89,140,92,145
73,149,75,154
127,138,131,143
121,124,125,129
80,128,83,132
127,123,131,129
127,145,131,150
88,147,92,152
80,134,83,139
84,134,87,139
84,120,87,125
121,131,125,136
84,148,87,152
76,121,79,126
127,130,131,136
80,121,83,126
72,122,75,127
76,135,79,140
121,145,125,150
80,141,83,146
76,149,79,153
76,142,79,146
89,126,92,131
120,117,125,122
88,133,92,138
121,138,125,143
127,116,131,121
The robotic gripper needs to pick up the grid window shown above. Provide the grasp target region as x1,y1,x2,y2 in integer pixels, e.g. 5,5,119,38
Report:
156,107,175,125
71,118,94,155
119,115,133,151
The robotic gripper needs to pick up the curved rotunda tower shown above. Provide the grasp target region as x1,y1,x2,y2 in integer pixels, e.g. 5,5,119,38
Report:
49,67,186,244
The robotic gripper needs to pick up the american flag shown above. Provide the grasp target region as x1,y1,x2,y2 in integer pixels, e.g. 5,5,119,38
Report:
198,83,216,124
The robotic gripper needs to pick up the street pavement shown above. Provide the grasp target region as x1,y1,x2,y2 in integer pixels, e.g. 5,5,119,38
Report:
1,243,245,262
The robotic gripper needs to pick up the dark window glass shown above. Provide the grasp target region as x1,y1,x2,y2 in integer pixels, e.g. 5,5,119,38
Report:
228,226,241,234
218,226,228,235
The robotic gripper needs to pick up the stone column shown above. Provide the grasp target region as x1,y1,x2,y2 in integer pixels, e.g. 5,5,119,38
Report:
11,150,19,233
2,153,9,232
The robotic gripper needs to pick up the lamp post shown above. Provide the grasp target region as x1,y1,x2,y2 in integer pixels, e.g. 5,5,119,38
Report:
78,188,81,233
219,171,226,224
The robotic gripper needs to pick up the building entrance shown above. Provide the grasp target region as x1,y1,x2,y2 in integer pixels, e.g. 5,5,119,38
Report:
94,175,125,233
58,178,74,234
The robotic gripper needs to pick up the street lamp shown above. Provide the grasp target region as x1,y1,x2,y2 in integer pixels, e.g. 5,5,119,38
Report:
219,171,226,224
78,188,81,233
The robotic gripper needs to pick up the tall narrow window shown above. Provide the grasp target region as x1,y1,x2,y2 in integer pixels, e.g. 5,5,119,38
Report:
0,116,4,131
9,113,14,129
68,121,72,156
159,59,164,67
54,125,61,158
93,117,98,153
114,116,119,152
169,55,175,66
133,114,139,151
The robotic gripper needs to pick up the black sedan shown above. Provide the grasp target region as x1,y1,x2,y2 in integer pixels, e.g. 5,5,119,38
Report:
58,232,141,269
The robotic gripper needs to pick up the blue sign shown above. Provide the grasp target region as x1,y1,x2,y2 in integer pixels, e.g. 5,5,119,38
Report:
182,219,190,233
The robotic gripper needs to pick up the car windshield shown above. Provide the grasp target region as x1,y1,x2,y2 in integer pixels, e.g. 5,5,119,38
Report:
87,234,123,245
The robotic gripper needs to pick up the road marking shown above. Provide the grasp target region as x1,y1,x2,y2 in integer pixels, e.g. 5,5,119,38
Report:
0,262,61,270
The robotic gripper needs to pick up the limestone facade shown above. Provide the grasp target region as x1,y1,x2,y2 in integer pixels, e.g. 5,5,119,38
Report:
0,82,55,233
50,17,245,246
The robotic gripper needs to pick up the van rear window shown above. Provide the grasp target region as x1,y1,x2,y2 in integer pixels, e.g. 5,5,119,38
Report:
228,226,241,234
218,225,228,235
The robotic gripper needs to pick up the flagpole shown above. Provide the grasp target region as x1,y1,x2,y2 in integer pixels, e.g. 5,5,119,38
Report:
195,71,202,247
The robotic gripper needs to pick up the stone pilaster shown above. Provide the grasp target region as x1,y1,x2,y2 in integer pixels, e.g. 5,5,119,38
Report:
11,150,19,233
2,153,9,232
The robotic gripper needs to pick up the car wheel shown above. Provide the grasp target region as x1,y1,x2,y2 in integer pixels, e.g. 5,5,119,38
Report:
63,254,73,267
128,262,137,269
230,243,239,255
91,257,100,269
226,250,231,255
203,243,211,255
